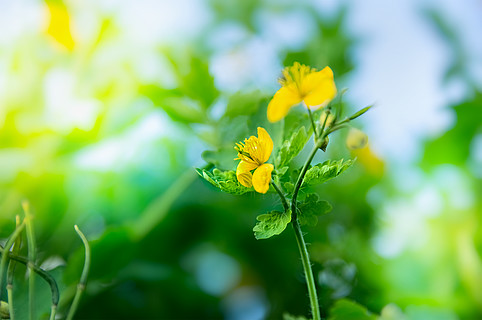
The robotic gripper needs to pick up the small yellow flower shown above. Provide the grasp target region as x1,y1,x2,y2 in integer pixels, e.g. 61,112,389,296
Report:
267,62,337,122
235,127,274,194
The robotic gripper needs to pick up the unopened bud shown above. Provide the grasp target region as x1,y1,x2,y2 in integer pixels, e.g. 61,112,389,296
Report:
319,136,329,152
0,301,10,319
346,128,368,150
319,112,335,128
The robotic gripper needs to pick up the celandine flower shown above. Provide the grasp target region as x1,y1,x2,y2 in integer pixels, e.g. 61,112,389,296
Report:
267,62,337,122
235,127,274,194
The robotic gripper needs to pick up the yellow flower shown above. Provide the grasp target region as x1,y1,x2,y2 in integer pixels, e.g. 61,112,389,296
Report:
235,127,274,194
267,62,337,122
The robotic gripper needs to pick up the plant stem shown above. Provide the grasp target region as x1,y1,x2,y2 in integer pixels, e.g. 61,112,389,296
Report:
22,201,36,320
6,216,22,320
292,218,320,320
289,134,325,320
271,181,289,212
307,107,318,138
66,225,91,320
0,220,26,303
0,247,59,316
291,145,319,210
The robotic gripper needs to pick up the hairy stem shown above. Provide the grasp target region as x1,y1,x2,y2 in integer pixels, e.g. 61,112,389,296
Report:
288,129,327,320
271,181,289,212
292,218,320,320
66,225,91,320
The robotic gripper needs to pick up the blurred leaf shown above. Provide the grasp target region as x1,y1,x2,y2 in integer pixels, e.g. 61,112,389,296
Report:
141,85,207,124
275,126,309,168
196,168,250,195
283,313,310,320
422,92,482,167
303,159,354,187
283,182,295,193
202,148,236,170
253,210,292,240
181,56,220,109
298,193,332,227
328,299,377,320
224,90,265,118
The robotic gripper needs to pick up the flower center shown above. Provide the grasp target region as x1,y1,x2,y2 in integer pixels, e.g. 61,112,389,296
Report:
235,137,263,165
279,62,315,94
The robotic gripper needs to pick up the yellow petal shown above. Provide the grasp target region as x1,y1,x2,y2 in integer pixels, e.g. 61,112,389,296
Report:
302,67,337,109
236,160,258,188
46,1,75,51
252,163,274,194
256,127,273,163
267,84,302,122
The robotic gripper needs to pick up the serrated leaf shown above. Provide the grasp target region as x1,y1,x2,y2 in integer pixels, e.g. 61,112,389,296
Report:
298,193,332,226
303,159,354,187
253,210,292,239
275,126,309,168
329,299,377,320
197,168,250,195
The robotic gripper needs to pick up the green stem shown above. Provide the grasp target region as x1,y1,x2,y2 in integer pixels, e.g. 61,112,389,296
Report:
289,133,325,320
0,221,26,303
291,145,319,211
22,201,36,320
6,216,22,320
66,225,91,320
0,247,59,315
307,107,318,138
292,218,320,320
271,181,289,212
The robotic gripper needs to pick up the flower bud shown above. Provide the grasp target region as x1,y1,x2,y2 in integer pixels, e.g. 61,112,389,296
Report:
319,112,335,128
0,301,9,319
346,128,368,150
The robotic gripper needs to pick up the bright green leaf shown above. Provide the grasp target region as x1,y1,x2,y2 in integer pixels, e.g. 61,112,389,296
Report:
275,126,309,168
298,193,332,226
329,299,377,320
180,56,219,109
303,159,354,187
253,210,292,240
196,168,250,195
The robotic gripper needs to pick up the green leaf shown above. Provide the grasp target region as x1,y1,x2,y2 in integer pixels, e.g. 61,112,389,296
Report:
253,210,292,240
180,56,219,109
329,299,377,320
196,168,250,195
298,193,332,226
283,182,294,193
275,126,309,168
303,159,354,187
140,85,206,124
202,148,236,170
224,90,265,118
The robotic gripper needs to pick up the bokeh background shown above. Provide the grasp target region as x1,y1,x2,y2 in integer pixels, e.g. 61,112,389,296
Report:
1,0,482,319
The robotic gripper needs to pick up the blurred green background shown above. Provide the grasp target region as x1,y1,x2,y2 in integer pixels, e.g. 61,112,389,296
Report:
1,0,481,319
